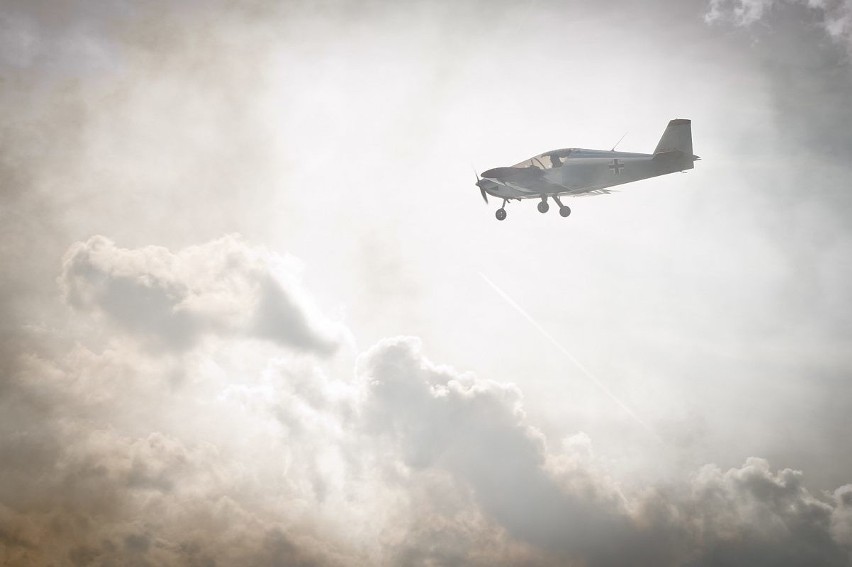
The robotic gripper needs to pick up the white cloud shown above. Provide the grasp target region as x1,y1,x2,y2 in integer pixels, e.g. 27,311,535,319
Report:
3,237,852,565
0,333,357,564
682,458,849,565
2,1,852,564
59,235,347,354
356,337,852,566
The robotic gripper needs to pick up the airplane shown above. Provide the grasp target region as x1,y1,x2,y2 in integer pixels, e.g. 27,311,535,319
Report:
475,119,699,220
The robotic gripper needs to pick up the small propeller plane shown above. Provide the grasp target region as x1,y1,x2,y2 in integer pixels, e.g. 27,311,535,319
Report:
475,119,699,220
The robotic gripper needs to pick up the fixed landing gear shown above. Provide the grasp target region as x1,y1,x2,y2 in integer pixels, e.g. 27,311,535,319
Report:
553,195,571,218
495,198,508,221
494,196,571,220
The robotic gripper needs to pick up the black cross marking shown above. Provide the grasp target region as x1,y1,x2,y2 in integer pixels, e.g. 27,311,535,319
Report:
608,158,625,175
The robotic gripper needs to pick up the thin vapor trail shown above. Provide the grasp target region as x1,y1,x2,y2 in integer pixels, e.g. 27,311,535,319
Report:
479,272,660,441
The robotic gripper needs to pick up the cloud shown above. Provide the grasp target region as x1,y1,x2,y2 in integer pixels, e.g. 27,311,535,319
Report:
2,236,852,565
705,0,852,51
0,426,341,565
357,337,852,566
59,235,346,354
358,337,633,564
832,485,852,547
702,0,852,273
705,0,777,25
0,331,354,565
0,12,40,69
2,1,852,564
681,459,852,566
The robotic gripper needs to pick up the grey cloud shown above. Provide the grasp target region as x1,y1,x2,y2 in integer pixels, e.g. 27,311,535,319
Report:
358,337,852,566
705,0,771,25
706,0,852,46
0,12,40,69
3,246,852,566
705,0,852,159
2,0,852,565
832,485,852,546
59,235,345,354
681,458,850,566
699,0,852,407
0,351,346,566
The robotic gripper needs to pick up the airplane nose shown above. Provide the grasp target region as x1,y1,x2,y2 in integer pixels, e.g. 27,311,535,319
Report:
481,167,504,179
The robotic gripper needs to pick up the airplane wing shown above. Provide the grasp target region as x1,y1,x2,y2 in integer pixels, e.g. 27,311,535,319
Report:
566,188,618,197
496,177,614,199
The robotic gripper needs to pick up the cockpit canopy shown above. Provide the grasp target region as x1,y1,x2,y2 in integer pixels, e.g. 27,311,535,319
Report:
512,148,575,169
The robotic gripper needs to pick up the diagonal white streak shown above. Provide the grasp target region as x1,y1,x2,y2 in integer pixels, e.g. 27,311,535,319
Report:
479,272,660,441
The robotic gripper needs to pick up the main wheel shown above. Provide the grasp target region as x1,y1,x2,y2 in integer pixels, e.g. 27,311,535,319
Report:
496,208,507,221
559,206,571,217
537,201,549,214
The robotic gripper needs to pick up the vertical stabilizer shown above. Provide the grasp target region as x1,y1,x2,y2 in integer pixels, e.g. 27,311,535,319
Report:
654,119,693,156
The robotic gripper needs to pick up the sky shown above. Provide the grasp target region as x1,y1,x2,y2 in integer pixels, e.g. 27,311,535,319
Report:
2,0,852,565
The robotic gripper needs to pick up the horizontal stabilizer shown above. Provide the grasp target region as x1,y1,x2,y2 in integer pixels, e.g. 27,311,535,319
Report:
652,150,685,159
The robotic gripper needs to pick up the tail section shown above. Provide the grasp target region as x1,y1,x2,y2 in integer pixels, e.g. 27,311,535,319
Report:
653,118,697,170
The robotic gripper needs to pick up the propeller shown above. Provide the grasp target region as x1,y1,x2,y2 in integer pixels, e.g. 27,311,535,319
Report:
474,168,488,204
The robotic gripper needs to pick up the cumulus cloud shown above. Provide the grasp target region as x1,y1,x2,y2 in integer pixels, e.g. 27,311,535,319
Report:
3,0,852,564
357,338,852,566
0,302,356,564
2,238,852,565
59,235,346,354
358,337,636,565
0,424,343,565
682,459,851,566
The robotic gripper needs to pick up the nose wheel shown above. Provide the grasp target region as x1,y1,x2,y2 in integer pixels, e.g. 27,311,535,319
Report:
495,198,508,221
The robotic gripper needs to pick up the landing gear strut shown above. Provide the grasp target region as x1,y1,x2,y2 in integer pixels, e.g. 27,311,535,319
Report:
495,199,508,221
537,196,549,214
553,195,571,218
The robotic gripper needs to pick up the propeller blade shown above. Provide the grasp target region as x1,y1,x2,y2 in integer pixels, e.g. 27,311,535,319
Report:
474,168,488,204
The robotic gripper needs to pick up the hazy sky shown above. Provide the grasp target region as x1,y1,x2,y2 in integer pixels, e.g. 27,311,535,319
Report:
2,0,852,565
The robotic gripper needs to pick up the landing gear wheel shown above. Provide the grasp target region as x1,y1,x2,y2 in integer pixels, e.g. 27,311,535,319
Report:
496,208,507,221
537,201,550,214
559,206,571,217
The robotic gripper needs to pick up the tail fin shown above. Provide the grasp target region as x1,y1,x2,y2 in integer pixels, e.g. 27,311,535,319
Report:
654,119,693,156
653,119,697,170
